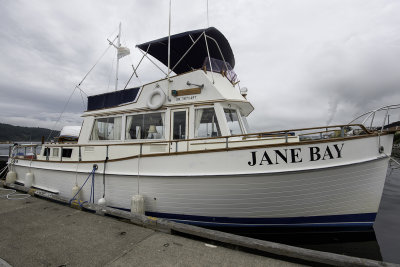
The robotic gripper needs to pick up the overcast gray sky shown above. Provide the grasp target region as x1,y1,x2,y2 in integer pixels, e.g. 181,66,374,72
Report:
1,0,400,132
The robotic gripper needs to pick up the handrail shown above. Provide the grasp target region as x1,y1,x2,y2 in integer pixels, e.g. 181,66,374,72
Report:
19,124,368,149
9,123,380,162
348,104,400,129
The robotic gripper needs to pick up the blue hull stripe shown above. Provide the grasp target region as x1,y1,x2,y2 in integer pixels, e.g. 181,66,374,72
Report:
145,211,376,227
111,206,376,228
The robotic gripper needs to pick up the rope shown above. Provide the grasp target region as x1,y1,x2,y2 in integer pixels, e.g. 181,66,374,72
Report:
46,86,78,141
0,165,8,178
384,152,400,167
69,166,96,206
0,188,31,200
78,38,116,87
46,38,117,141
107,50,116,91
8,146,16,172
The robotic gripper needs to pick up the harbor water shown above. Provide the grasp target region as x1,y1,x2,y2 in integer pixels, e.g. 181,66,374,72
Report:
1,143,399,264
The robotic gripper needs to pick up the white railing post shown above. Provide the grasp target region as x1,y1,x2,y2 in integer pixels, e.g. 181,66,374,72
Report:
381,107,389,133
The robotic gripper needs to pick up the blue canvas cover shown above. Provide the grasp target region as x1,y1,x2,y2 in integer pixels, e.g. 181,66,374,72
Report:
136,27,235,75
87,87,141,111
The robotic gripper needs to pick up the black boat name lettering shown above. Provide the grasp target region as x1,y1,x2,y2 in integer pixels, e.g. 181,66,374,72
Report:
248,144,344,166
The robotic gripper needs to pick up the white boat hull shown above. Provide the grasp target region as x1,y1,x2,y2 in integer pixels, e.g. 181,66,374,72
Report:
11,134,393,228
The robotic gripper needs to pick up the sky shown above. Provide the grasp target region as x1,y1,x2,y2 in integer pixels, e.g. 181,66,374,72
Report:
1,0,400,132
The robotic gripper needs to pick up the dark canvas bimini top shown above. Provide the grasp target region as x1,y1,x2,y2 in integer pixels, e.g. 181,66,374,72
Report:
136,27,235,75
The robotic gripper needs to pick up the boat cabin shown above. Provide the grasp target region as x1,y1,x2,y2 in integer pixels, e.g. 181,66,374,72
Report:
80,66,253,145
32,27,358,162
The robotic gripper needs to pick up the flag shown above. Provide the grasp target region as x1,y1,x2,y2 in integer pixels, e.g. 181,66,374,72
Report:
117,46,130,59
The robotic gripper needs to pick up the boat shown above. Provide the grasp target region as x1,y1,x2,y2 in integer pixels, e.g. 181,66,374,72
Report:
6,26,397,230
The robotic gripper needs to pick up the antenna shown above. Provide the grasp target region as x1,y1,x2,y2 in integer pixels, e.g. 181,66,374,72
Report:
167,0,172,101
108,23,130,91
115,22,122,91
206,0,209,28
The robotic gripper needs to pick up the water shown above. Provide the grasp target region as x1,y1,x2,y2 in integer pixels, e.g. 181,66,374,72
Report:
0,143,11,156
374,158,400,263
1,143,399,263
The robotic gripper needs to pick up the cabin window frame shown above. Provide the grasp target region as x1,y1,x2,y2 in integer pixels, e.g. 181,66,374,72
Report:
171,109,188,140
125,111,166,141
240,114,250,134
223,107,245,136
89,115,123,142
193,106,222,138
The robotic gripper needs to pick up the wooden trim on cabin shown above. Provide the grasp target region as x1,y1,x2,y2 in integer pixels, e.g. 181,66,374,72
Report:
190,136,298,146
174,87,202,96
17,132,391,164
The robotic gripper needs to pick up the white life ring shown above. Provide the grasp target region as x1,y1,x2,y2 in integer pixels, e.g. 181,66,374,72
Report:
147,88,166,110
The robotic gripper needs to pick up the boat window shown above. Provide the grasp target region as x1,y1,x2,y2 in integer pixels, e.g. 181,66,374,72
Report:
241,115,250,133
224,109,243,135
195,108,221,138
172,111,187,140
203,57,237,83
126,112,165,140
43,147,50,157
52,148,59,157
90,117,122,140
62,148,72,158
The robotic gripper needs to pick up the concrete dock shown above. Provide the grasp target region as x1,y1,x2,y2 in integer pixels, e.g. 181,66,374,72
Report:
0,182,397,267
0,188,304,267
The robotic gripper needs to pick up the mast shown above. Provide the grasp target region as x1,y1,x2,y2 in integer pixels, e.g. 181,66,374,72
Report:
115,22,122,91
167,0,172,101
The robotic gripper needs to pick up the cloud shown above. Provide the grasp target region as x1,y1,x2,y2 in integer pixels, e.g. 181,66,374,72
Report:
1,0,400,133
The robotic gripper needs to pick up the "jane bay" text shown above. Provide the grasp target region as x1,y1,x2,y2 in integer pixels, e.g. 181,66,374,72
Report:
248,144,344,166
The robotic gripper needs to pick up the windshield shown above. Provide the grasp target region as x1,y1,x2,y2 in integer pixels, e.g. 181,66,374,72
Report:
195,108,221,138
203,57,237,83
224,109,242,135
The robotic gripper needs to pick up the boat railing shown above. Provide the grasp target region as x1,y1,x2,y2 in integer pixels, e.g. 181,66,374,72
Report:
348,104,400,133
8,143,42,160
9,124,377,162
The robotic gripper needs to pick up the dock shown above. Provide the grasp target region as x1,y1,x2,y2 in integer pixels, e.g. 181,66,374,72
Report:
0,181,396,267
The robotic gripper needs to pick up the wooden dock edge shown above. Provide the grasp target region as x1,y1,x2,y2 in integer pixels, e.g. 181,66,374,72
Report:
2,181,397,267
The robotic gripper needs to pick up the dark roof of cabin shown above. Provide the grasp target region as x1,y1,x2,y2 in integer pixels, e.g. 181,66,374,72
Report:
136,27,235,75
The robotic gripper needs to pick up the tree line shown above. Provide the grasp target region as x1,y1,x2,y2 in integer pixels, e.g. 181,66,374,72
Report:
0,123,59,142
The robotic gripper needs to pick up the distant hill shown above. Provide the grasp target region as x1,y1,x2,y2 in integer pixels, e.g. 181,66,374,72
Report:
0,123,59,142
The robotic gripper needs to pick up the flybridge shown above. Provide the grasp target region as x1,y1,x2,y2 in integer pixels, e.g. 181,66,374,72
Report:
86,27,238,112
136,27,235,75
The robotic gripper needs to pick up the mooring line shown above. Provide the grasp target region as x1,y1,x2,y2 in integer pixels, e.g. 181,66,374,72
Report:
0,188,30,200
384,152,400,167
